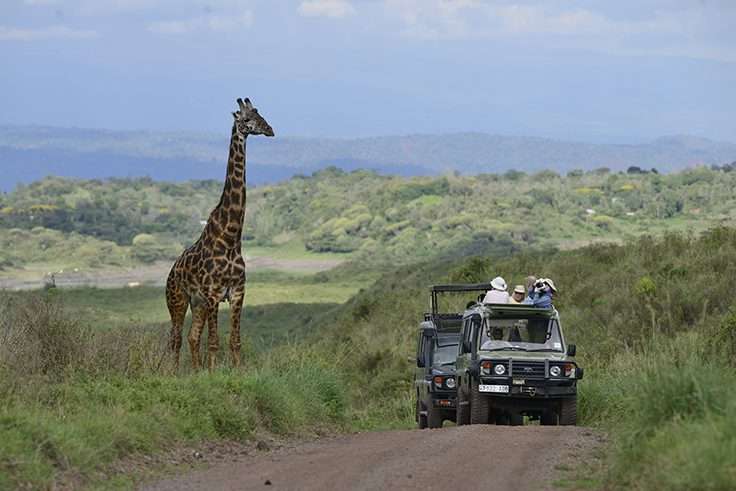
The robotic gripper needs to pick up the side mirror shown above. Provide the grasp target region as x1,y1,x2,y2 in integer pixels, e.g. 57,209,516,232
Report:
416,356,425,368
566,344,577,357
462,341,471,354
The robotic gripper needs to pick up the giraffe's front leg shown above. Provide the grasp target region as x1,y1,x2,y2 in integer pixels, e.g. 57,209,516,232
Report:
229,284,245,368
188,304,208,370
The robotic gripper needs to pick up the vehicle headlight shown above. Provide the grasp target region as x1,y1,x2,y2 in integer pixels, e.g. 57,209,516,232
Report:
445,377,456,389
481,360,492,375
494,364,506,375
550,365,561,377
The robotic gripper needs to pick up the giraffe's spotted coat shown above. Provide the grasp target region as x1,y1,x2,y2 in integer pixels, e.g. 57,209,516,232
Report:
165,98,274,370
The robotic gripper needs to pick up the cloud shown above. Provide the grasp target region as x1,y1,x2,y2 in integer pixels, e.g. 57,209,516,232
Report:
298,0,355,18
147,12,253,35
0,25,97,41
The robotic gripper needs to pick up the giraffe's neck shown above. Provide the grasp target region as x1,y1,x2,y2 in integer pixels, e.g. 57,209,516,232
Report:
203,125,247,249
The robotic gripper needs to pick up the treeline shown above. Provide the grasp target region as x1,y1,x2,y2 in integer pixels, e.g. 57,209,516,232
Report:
1,164,735,268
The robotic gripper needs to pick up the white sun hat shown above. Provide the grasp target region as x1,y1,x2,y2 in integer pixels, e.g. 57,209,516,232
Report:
490,276,507,291
543,278,558,293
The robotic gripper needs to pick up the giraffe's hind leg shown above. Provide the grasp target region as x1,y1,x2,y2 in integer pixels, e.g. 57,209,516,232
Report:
206,303,220,371
229,284,245,368
166,280,189,370
188,303,208,370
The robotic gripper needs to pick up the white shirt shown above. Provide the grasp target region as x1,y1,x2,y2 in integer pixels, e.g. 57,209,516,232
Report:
483,289,509,304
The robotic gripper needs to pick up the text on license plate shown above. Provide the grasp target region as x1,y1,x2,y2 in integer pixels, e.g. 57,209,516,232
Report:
478,384,509,393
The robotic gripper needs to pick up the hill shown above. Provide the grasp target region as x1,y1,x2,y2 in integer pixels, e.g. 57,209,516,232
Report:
2,166,736,274
2,125,735,190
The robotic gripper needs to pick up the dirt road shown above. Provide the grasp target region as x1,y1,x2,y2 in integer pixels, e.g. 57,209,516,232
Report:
143,426,601,491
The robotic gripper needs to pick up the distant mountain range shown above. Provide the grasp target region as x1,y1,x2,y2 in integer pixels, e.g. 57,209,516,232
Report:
1,125,735,191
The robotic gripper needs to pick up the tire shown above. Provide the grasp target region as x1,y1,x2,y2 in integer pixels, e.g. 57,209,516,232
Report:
416,396,427,429
559,396,577,426
509,412,524,426
470,381,490,424
426,399,443,429
456,382,470,426
540,411,558,426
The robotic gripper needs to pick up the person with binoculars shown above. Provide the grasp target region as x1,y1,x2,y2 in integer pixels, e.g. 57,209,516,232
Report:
523,277,557,308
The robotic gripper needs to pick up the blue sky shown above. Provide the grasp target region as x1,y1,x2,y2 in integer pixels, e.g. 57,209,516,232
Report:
1,0,735,142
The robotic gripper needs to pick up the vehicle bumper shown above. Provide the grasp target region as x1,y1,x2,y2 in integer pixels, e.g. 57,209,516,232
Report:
430,391,457,409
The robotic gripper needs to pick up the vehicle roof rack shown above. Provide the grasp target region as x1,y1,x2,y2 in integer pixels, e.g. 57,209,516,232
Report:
484,304,556,318
431,283,493,293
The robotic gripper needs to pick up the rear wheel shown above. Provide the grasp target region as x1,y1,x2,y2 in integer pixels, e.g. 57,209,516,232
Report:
456,382,470,426
416,396,427,429
540,410,558,426
509,412,524,426
470,381,490,424
559,396,577,426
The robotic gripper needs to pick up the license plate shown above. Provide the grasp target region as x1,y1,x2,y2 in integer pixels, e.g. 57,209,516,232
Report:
479,384,509,393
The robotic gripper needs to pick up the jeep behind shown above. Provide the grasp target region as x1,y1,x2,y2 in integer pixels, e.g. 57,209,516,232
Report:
413,284,493,429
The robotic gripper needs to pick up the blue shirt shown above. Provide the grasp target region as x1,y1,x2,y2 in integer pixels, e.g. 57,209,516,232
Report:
523,291,553,309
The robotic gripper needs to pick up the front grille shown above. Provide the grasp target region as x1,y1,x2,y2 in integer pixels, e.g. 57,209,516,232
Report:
511,360,545,378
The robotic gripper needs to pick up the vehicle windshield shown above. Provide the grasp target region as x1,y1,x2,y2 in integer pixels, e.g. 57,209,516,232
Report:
433,342,459,366
479,317,563,353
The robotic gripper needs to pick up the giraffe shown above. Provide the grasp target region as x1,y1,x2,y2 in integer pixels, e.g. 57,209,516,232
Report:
166,97,274,370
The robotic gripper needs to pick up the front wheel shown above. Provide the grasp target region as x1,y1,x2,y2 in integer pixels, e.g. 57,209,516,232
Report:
469,381,490,424
426,399,443,429
559,396,577,426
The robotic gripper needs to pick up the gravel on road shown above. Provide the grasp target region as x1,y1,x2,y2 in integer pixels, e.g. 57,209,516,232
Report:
143,425,602,491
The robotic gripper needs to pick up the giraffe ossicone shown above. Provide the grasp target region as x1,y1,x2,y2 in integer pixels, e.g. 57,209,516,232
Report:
165,97,274,370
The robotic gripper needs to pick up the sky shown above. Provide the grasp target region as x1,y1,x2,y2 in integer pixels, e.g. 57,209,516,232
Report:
1,0,735,143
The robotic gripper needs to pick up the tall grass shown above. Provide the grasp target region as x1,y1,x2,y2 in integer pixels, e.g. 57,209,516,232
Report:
302,228,736,489
0,293,348,490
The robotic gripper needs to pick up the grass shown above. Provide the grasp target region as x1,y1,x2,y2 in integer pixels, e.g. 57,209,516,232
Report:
0,292,349,490
0,366,347,490
39,268,365,331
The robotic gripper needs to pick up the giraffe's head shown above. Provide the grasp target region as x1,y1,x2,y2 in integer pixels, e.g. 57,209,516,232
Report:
232,98,274,137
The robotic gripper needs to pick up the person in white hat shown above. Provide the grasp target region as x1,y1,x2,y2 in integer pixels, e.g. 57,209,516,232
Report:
524,277,557,308
483,276,509,304
509,284,526,304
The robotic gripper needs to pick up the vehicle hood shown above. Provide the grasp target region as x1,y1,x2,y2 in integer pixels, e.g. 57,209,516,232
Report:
430,366,456,376
477,351,570,363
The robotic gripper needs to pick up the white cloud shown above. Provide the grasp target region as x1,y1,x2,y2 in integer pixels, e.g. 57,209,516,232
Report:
147,12,253,35
298,0,355,19
0,25,97,41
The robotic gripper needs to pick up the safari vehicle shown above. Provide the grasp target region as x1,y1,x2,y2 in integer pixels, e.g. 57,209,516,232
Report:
414,284,492,429
455,303,583,426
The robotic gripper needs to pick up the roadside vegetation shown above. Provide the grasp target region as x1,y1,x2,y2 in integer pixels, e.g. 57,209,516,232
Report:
301,228,736,489
0,292,348,490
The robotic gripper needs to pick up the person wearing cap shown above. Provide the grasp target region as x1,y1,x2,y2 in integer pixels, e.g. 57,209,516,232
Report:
509,285,526,304
524,278,557,308
483,276,509,304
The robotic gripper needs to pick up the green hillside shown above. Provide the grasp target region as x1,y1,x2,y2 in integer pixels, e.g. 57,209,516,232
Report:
306,228,736,489
2,229,735,489
1,165,735,273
